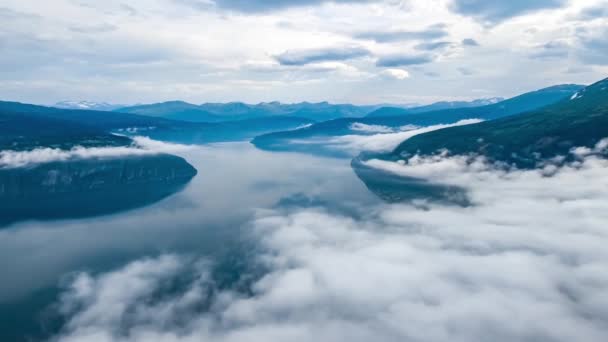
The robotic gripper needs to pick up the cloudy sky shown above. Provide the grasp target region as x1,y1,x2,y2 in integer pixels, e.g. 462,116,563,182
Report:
1,0,607,105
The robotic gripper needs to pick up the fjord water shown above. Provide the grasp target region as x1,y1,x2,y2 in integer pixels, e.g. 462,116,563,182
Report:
3,138,608,341
0,143,379,341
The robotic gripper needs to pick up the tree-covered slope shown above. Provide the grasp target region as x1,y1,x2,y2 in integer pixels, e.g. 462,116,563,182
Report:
389,78,608,168
0,154,197,226
0,109,132,151
0,100,186,129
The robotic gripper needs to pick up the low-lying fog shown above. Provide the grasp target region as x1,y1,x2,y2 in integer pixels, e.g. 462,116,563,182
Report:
2,140,608,342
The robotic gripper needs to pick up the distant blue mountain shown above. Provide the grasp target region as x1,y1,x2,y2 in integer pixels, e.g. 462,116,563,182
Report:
140,116,315,144
116,101,379,122
0,101,315,148
365,98,504,118
251,84,584,155
54,100,125,111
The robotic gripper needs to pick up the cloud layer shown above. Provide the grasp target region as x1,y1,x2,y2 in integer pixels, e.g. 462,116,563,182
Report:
49,147,608,342
329,119,483,153
353,26,449,43
275,46,371,66
376,54,435,67
0,137,192,169
0,0,603,105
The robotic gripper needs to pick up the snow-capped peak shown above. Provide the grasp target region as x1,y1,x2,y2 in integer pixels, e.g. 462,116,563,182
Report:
54,101,123,111
474,97,504,105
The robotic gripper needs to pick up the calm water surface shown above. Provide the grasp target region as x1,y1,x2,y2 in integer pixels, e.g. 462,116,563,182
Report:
0,143,380,341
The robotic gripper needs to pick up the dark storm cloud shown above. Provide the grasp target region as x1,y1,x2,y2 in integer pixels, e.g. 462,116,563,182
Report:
176,0,377,12
274,46,371,66
376,54,434,67
354,26,449,43
449,0,568,23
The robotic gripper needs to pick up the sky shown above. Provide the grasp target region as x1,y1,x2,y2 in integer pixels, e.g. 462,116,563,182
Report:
0,0,607,105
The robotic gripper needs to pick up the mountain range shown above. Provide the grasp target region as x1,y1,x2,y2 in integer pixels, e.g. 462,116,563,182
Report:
3,77,607,216
112,98,507,123
252,84,584,154
48,97,511,125
0,101,315,150
114,101,377,122
387,78,608,168
365,98,504,118
54,101,126,111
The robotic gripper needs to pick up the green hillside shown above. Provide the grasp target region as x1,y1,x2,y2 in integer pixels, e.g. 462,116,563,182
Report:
390,78,608,168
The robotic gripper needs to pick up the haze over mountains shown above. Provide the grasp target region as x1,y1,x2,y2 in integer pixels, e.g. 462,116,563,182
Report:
365,97,504,118
114,101,377,122
4,80,595,161
252,84,584,154
0,101,314,149
52,97,506,123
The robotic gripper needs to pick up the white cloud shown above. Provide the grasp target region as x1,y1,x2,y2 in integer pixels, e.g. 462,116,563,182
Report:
380,68,410,80
49,148,608,342
331,119,483,153
349,122,396,133
0,0,605,105
0,136,192,169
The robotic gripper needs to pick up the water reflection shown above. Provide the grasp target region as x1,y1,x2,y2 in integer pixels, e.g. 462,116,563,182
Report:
0,143,379,341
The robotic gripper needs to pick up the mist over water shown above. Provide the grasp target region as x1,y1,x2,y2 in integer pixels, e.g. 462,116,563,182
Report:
2,141,608,342
0,143,379,341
